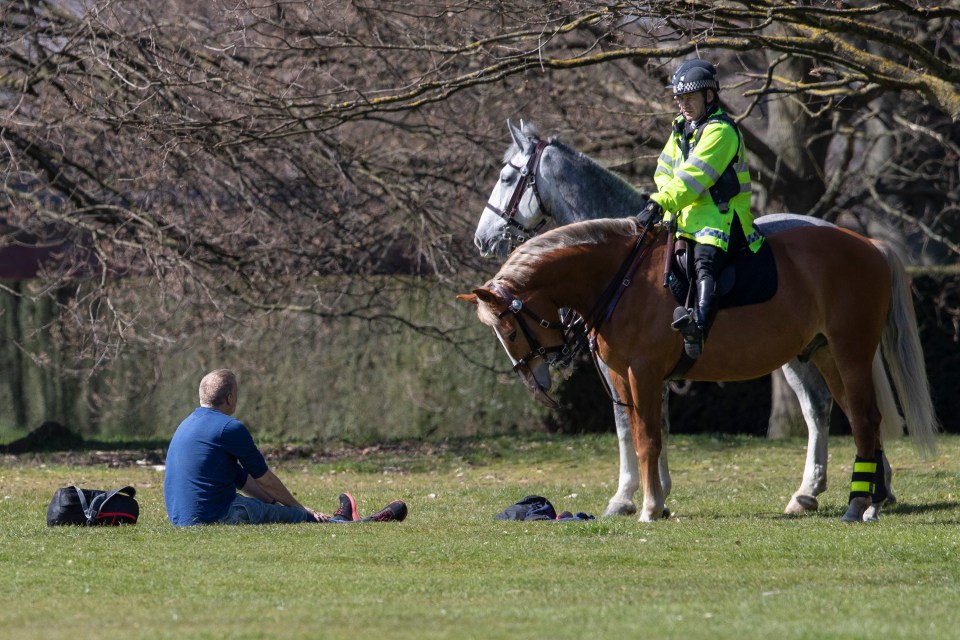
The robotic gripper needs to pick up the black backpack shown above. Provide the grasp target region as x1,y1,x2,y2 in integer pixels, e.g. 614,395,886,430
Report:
495,495,557,521
46,486,139,526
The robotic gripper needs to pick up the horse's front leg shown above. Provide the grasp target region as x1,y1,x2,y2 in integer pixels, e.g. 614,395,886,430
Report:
613,369,667,522
600,356,638,516
603,377,671,517
604,400,639,516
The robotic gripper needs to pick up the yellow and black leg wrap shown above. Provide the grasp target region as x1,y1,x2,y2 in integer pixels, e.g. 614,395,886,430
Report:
849,451,886,504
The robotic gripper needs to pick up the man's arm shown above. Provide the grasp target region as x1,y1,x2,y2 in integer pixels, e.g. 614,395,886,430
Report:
240,474,276,503
253,469,329,521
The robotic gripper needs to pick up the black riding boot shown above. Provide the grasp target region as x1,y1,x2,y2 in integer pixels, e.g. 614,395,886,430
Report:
695,276,717,332
682,276,715,359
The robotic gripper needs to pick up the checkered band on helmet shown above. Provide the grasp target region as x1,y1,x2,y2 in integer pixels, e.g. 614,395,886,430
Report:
670,60,719,96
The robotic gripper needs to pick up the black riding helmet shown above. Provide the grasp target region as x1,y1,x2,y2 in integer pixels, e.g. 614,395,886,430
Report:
670,60,720,96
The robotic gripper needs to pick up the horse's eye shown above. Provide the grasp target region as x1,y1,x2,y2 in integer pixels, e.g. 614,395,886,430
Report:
507,331,518,342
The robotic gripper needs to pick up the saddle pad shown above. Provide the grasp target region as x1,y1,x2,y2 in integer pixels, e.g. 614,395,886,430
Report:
668,240,777,310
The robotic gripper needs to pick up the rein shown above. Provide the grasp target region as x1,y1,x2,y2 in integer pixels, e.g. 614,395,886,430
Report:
490,219,660,409
484,140,551,244
580,219,661,407
583,219,660,341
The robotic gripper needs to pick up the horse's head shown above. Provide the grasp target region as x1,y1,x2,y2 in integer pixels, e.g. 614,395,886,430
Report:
457,281,566,409
474,120,553,259
476,120,650,259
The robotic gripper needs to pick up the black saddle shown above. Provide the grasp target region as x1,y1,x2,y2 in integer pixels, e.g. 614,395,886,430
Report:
667,238,778,310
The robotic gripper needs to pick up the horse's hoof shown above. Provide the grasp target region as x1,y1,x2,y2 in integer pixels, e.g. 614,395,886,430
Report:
637,506,669,522
602,501,638,517
862,504,881,522
841,497,872,522
785,494,819,515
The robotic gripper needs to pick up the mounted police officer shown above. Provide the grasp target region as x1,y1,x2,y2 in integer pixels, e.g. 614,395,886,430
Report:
639,59,764,359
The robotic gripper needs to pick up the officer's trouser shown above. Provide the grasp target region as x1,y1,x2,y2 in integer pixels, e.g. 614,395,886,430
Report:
692,214,746,328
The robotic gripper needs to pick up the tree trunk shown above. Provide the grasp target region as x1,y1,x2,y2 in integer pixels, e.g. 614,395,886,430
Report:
757,31,833,437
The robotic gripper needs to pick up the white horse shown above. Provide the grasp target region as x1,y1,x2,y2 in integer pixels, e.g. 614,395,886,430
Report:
474,120,903,516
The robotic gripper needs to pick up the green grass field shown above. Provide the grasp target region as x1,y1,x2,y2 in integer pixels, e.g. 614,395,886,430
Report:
2,433,958,639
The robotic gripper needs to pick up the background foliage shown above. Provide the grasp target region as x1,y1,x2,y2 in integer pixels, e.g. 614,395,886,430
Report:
1,1,958,440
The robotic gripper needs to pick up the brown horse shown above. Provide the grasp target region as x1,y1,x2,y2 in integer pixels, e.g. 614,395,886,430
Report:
459,218,938,522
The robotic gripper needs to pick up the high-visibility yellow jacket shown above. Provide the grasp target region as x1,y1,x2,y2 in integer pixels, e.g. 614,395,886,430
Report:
650,108,763,252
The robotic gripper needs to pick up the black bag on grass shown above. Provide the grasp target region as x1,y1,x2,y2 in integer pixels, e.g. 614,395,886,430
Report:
46,486,139,526
495,495,557,521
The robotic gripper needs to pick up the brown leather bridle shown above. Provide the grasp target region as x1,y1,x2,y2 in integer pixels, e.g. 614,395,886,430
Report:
489,282,569,375
483,140,551,250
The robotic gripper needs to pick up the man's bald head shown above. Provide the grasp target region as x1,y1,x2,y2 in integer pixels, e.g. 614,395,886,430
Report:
199,369,238,409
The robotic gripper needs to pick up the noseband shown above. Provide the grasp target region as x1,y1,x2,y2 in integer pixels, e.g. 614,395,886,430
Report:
483,140,551,249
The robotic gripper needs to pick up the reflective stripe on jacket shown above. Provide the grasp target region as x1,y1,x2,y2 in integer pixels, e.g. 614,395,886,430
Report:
650,109,763,252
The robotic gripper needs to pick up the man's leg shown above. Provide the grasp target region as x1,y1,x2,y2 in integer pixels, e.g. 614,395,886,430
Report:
220,494,316,525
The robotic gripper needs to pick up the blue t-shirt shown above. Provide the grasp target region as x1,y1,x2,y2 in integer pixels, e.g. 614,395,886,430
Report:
163,407,269,526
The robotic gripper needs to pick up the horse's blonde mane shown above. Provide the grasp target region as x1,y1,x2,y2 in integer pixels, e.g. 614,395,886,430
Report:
495,218,639,288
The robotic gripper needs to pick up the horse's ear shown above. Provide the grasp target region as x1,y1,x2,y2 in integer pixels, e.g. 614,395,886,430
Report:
456,293,478,305
471,287,500,305
507,119,533,154
519,119,541,141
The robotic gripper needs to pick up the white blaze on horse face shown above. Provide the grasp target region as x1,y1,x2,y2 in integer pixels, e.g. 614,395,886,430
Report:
493,327,521,367
474,149,547,258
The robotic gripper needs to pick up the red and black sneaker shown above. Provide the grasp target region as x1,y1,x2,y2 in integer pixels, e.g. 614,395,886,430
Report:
332,493,358,522
362,500,407,522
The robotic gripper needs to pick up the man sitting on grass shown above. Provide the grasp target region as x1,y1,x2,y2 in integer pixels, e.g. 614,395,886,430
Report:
163,368,407,526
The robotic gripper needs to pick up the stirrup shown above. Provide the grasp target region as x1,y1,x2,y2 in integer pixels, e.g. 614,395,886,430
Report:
671,307,694,331
671,306,703,359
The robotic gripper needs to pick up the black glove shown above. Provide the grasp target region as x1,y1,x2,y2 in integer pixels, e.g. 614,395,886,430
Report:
637,200,664,227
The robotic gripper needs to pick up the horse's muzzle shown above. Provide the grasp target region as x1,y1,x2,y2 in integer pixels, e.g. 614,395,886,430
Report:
515,360,558,409
475,235,513,259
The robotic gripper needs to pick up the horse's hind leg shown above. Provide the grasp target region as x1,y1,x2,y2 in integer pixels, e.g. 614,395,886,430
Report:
810,348,884,522
781,359,833,515
872,351,902,505
782,355,898,515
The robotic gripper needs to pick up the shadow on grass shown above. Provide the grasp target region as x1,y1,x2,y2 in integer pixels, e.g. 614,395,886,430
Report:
885,500,960,519
755,499,960,524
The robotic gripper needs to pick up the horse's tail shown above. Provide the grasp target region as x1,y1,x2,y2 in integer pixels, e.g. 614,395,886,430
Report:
873,241,939,458
873,350,903,442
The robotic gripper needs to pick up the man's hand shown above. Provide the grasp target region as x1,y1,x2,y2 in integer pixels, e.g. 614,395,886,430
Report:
306,507,330,523
637,200,664,226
